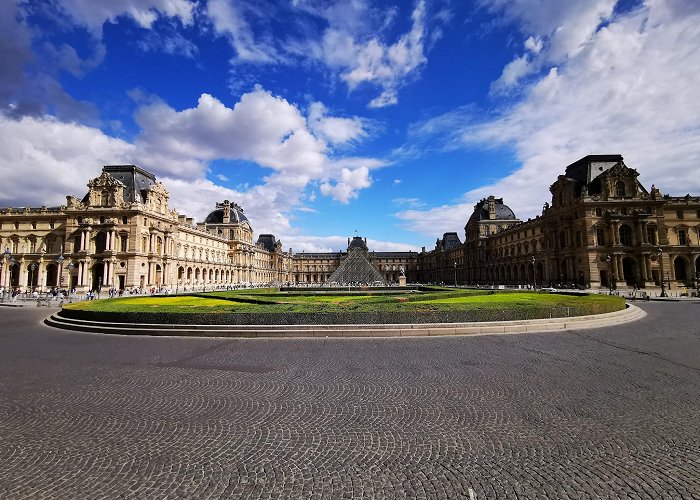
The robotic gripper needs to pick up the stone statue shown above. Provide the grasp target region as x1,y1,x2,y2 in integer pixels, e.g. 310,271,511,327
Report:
399,266,405,276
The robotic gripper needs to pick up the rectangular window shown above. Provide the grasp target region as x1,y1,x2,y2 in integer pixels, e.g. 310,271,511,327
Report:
575,231,582,247
677,210,684,219
596,228,606,246
679,229,687,245
142,237,148,253
121,236,128,252
646,227,657,245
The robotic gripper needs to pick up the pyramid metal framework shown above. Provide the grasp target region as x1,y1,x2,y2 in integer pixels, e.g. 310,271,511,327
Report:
326,245,387,286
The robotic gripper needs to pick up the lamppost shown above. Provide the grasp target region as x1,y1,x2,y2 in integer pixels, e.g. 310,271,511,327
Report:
531,255,536,290
606,254,613,295
57,254,64,291
454,260,457,287
28,262,37,293
3,248,10,294
66,262,75,296
656,246,667,297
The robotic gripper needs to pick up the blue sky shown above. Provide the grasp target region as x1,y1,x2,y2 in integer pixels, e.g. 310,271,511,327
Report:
1,0,699,252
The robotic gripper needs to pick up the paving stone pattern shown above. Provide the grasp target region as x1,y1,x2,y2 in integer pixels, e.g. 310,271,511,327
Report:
0,303,699,499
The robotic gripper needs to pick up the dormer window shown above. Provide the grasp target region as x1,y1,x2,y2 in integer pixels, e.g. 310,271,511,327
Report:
101,190,109,206
615,181,626,197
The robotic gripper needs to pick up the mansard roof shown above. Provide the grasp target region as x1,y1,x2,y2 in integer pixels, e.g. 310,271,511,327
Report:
101,165,158,204
468,197,517,223
256,234,277,253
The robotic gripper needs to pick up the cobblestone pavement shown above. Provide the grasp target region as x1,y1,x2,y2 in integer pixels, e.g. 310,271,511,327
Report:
0,303,699,499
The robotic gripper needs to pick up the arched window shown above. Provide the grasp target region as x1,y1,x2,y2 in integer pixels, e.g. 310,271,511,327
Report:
101,190,110,206
619,225,633,246
615,181,626,197
674,257,687,280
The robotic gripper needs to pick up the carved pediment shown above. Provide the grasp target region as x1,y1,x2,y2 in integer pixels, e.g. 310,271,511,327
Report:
88,172,126,189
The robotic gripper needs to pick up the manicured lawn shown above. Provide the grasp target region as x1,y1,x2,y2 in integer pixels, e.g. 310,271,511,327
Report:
65,289,625,317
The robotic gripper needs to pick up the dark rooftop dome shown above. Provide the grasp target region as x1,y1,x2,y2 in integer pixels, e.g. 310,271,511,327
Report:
204,200,248,225
468,196,517,223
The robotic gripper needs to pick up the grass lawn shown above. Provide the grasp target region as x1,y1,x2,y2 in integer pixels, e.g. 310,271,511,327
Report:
65,289,625,317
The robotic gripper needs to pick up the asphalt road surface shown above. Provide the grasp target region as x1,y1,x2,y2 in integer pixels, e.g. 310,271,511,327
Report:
0,303,698,499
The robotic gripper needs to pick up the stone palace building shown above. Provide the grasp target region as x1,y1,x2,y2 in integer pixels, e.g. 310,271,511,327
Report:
1,155,699,293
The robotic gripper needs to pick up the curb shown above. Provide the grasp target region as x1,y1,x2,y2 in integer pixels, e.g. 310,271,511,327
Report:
44,304,646,338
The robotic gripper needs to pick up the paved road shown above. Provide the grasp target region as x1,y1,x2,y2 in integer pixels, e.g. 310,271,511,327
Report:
0,303,699,499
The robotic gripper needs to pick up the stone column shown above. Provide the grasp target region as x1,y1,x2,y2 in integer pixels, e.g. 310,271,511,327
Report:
19,259,27,288
80,231,86,251
617,254,624,281
643,254,650,282
613,222,620,245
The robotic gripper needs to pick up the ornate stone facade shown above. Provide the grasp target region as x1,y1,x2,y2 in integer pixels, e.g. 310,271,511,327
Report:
416,155,700,290
2,156,699,292
0,165,294,293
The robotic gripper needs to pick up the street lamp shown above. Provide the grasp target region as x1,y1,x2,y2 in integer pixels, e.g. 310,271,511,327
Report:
66,261,75,293
57,254,64,291
29,262,37,292
3,248,10,292
606,255,613,295
454,260,457,287
531,255,536,290
2,248,10,296
656,246,667,297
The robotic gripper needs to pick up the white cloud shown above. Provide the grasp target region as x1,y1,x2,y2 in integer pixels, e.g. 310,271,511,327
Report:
134,87,327,179
205,0,433,107
485,0,617,91
320,166,372,204
392,197,424,208
0,115,134,206
400,0,700,236
307,102,367,146
334,1,428,107
58,0,195,32
490,54,532,95
215,174,228,182
524,35,543,54
207,0,280,63
0,86,385,238
395,203,470,238
282,235,420,253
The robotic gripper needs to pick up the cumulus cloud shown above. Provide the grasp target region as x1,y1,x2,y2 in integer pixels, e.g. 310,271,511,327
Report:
400,0,700,236
320,166,372,204
307,102,367,146
0,116,134,206
134,88,327,179
0,85,384,240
